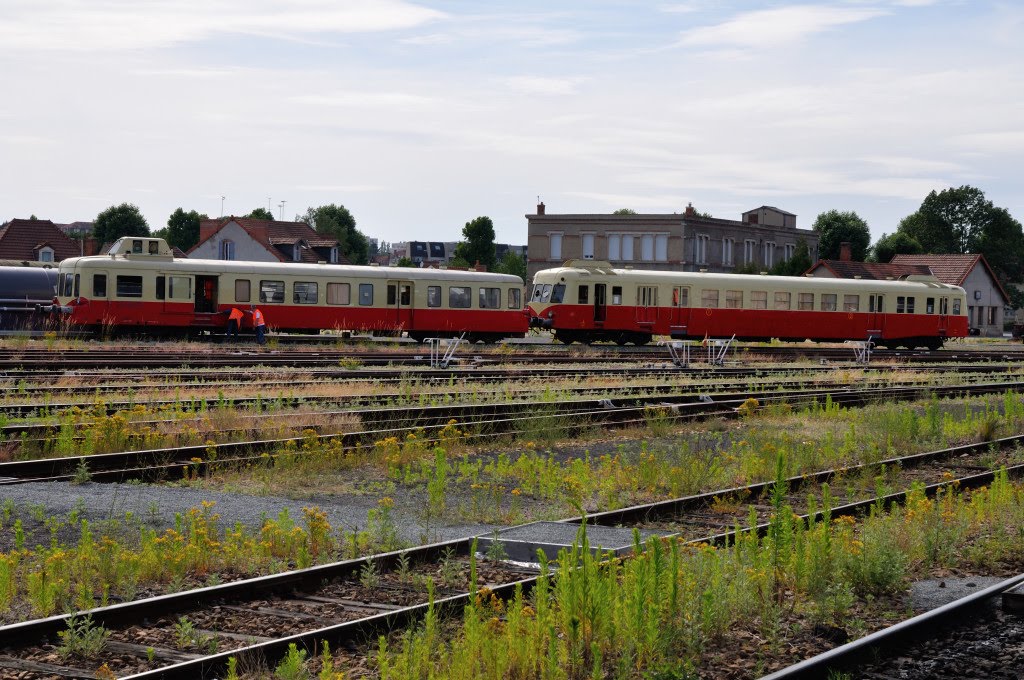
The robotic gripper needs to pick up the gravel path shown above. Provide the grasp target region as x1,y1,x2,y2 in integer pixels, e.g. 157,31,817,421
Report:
0,480,501,550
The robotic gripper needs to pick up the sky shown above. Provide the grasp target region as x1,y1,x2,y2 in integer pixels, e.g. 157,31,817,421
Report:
1,0,1022,247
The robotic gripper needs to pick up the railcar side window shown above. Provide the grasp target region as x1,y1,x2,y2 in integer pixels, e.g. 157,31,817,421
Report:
427,286,441,307
751,291,767,309
673,286,689,307
843,295,859,312
93,274,106,298
550,284,566,303
701,289,719,308
169,277,190,300
73,274,80,298
294,281,318,304
479,287,501,309
774,292,791,310
926,297,935,314
327,282,350,305
612,286,622,305
798,293,814,310
507,288,521,309
905,297,915,313
821,294,837,311
387,284,396,305
578,286,589,304
449,286,471,308
116,275,143,298
260,280,285,303
953,299,961,314
725,290,742,308
235,280,251,303
149,241,159,255
400,285,410,306
132,240,143,253
156,276,165,300
359,283,373,306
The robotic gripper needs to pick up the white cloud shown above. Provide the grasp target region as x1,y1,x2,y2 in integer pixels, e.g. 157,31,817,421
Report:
295,184,385,192
0,0,445,51
678,5,888,49
503,76,583,96
951,130,1024,154
290,92,440,109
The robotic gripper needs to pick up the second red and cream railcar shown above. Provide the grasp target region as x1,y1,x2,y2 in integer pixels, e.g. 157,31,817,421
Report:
529,260,968,349
50,237,528,342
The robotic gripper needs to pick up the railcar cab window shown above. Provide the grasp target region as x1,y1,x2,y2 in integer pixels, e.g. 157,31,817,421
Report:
550,284,565,303
577,286,589,305
531,284,546,302
132,240,143,254
327,282,351,305
821,294,837,312
479,287,501,309
149,241,160,255
93,274,106,298
116,275,143,298
235,280,251,303
449,286,471,308
60,273,73,297
953,299,961,314
294,281,318,304
427,286,441,307
260,280,285,303
507,288,521,309
612,286,622,304
359,283,373,305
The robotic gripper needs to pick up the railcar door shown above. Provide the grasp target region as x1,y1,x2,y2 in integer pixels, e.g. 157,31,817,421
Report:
193,275,219,329
937,296,949,336
669,285,690,338
87,270,111,326
158,273,194,326
593,284,606,324
635,285,657,327
867,294,885,341
386,279,413,333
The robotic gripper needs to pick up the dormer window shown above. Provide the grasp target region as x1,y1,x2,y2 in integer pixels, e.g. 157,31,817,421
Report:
220,239,235,260
293,244,300,261
38,247,54,263
330,247,338,264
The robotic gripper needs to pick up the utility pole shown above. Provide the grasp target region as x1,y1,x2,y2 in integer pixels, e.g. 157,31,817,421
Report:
278,200,287,220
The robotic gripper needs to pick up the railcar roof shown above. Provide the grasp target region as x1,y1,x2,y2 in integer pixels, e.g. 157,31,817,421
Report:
60,256,524,285
534,264,964,292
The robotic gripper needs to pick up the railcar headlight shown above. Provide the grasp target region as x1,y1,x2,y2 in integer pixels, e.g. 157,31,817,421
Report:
547,311,553,318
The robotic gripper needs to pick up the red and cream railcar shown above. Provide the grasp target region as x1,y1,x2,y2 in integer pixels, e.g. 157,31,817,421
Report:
528,260,968,349
51,237,528,342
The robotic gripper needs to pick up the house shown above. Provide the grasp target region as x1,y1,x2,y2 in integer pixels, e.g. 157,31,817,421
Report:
187,217,350,264
806,246,1010,337
0,219,84,263
525,202,819,285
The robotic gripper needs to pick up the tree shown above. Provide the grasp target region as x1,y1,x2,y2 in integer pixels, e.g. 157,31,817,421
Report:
871,231,923,263
245,208,275,221
300,204,369,265
812,210,871,261
494,251,527,282
93,203,150,244
453,216,496,270
897,185,1024,282
395,257,416,268
613,208,637,215
165,208,205,251
768,239,812,276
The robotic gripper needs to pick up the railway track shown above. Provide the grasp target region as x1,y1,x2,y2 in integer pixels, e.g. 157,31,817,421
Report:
2,432,1023,678
3,379,1022,484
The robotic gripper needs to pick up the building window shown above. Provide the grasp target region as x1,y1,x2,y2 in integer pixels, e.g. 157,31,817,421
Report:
763,241,775,268
744,239,756,265
655,234,668,261
607,234,621,260
549,233,562,260
722,238,734,266
989,306,998,324
220,240,235,260
622,235,634,260
694,234,709,265
581,233,594,260
641,234,655,261
784,243,795,261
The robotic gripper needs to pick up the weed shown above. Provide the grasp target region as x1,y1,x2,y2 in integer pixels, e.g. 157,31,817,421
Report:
71,458,91,485
57,614,110,660
274,642,309,680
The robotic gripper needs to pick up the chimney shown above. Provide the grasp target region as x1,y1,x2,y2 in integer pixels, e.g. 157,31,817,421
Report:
840,242,852,261
536,202,545,215
684,202,696,217
474,260,487,272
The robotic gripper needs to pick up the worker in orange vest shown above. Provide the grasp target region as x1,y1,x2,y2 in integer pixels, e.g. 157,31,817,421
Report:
248,304,267,345
223,307,244,342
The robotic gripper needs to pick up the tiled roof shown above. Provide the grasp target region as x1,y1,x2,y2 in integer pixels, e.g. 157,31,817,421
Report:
891,253,1009,304
807,260,932,280
0,219,82,261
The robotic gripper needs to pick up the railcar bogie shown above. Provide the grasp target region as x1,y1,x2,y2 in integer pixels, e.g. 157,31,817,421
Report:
529,260,968,348
49,237,529,341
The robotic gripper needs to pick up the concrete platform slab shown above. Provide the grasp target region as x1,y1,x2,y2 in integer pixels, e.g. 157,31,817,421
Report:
475,521,671,564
